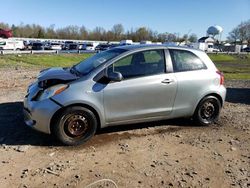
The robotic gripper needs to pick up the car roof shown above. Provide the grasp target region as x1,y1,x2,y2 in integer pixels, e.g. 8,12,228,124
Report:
117,44,203,53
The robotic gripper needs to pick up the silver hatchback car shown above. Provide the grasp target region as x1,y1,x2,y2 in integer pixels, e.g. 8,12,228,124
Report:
24,45,226,145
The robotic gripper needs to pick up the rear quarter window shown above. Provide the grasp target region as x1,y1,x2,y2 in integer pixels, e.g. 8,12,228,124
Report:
169,49,207,72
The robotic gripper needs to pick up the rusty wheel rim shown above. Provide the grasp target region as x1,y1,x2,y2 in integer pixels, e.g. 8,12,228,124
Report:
64,114,89,137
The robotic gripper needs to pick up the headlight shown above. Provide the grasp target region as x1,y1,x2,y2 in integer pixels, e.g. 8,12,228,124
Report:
37,84,68,101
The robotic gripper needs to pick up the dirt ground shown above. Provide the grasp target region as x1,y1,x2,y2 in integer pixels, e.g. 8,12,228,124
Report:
0,67,249,188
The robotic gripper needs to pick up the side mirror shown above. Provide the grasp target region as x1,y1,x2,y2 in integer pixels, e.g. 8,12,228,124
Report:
107,71,123,82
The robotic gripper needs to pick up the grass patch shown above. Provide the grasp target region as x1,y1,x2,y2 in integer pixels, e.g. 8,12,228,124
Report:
0,53,249,80
0,54,93,68
208,54,250,80
208,54,236,62
223,73,250,80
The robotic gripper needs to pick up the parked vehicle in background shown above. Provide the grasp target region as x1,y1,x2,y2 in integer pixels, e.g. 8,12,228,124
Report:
0,40,25,50
241,46,250,52
62,41,74,50
78,42,98,51
140,41,152,44
48,43,62,50
212,47,221,52
0,28,13,38
68,43,78,50
23,41,30,50
23,45,226,146
44,42,51,50
110,43,120,48
78,43,85,50
26,41,33,50
95,43,120,52
120,39,133,45
95,43,112,51
31,42,44,50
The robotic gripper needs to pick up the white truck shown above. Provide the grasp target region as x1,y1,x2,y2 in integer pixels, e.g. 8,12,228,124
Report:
0,40,25,50
140,40,152,44
120,40,133,45
191,42,220,52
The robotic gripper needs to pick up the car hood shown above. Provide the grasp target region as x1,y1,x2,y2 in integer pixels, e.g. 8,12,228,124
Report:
38,67,78,82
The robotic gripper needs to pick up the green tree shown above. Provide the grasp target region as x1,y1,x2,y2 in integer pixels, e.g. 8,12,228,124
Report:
188,33,198,43
112,24,124,40
79,26,88,40
135,27,150,41
227,19,250,44
37,28,45,38
0,22,10,29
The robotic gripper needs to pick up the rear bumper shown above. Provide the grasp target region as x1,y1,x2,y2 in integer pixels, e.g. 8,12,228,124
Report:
23,97,61,134
219,85,227,106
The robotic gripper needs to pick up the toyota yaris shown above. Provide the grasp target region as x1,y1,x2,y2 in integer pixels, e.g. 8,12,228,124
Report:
23,45,226,145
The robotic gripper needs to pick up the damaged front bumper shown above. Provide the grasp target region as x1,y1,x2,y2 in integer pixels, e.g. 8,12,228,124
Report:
23,82,62,134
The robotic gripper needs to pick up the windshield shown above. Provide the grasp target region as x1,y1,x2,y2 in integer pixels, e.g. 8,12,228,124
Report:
74,48,127,75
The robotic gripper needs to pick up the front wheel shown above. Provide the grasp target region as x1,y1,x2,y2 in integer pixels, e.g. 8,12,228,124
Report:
193,96,221,126
53,106,97,146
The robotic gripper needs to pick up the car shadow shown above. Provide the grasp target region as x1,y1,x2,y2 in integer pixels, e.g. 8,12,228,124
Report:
0,102,195,147
0,102,58,146
226,88,250,105
2,86,248,147
97,118,194,135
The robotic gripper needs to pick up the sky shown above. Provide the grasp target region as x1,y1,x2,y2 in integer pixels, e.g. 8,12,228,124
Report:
1,0,250,39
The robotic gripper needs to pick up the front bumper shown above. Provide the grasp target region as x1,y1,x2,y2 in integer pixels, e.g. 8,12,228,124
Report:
23,97,61,134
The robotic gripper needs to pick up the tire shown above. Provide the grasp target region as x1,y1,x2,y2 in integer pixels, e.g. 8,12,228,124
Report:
193,96,221,126
53,106,97,146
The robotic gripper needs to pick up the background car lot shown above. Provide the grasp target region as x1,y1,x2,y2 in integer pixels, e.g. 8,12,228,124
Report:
0,38,123,53
0,54,249,187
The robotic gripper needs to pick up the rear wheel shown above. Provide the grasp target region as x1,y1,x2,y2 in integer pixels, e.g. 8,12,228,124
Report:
194,96,221,126
53,106,97,146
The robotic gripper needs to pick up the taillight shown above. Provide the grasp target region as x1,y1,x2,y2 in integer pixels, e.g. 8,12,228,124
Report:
216,71,224,85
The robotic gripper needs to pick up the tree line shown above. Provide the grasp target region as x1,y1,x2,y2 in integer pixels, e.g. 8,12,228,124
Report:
227,19,250,44
1,20,249,44
0,22,198,43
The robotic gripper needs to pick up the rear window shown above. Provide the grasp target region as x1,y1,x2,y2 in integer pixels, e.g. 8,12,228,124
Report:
169,49,207,72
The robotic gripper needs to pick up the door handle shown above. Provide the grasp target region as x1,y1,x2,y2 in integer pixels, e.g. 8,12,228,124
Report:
161,79,174,84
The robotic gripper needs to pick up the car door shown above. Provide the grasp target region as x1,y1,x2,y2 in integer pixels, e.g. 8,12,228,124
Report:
168,49,210,115
103,49,177,123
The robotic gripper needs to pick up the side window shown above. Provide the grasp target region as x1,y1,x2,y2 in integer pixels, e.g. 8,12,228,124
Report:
169,50,207,72
143,50,164,64
109,49,165,79
114,55,132,67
